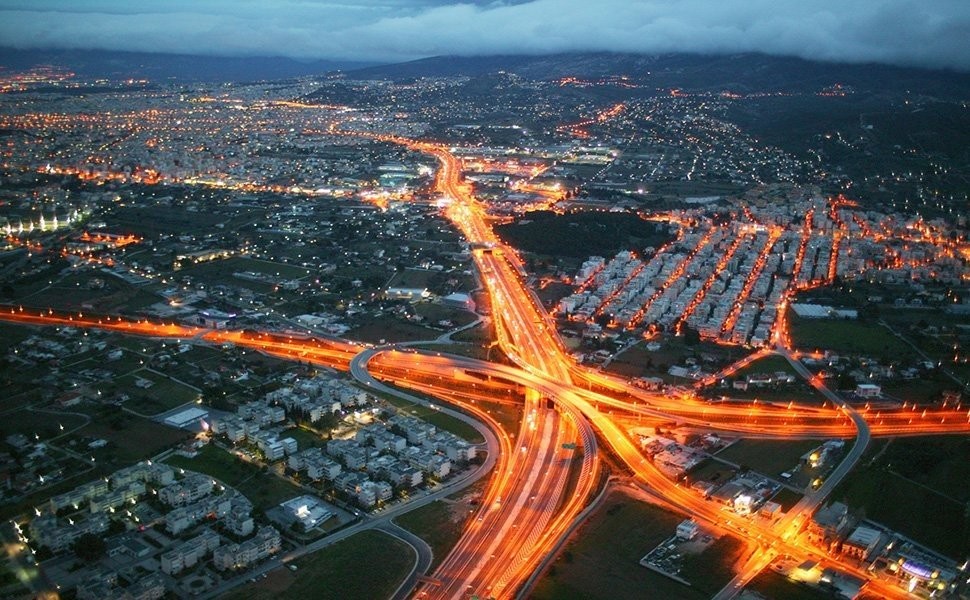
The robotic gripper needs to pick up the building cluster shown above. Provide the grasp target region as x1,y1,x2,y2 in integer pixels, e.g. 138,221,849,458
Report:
289,413,475,508
204,372,475,509
557,192,968,352
637,434,705,479
808,502,962,597
19,459,281,597
692,469,783,518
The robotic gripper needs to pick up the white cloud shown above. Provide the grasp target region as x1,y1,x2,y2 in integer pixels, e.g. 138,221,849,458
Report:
0,0,967,70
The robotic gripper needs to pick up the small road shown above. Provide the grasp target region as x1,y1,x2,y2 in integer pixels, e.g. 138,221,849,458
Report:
711,345,871,600
199,348,500,600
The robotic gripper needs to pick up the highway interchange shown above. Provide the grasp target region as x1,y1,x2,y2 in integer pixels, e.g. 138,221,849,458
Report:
1,134,969,600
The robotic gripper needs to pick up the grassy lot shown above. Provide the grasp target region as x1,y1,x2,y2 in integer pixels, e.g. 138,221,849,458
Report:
77,415,190,466
0,408,88,441
386,268,436,289
180,256,310,280
832,436,970,557
735,354,799,377
412,342,493,362
220,530,413,600
0,322,34,352
882,437,970,504
747,570,837,600
712,384,827,404
451,320,495,345
376,390,485,444
770,487,805,511
679,535,748,596
478,400,524,437
716,439,822,478
788,315,914,359
165,444,305,512
279,427,327,450
881,378,956,404
345,316,440,344
605,338,751,380
395,500,470,570
532,490,709,600
413,302,478,327
116,369,200,416
685,458,736,486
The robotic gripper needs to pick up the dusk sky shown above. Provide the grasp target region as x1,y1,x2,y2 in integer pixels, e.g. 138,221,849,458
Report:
0,0,968,70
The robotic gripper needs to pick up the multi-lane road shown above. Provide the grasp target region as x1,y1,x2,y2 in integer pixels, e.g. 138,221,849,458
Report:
2,134,969,600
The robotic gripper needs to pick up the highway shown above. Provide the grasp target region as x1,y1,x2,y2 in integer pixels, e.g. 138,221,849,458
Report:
1,135,968,600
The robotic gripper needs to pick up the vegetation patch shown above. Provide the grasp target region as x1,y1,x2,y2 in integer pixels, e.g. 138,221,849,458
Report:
788,315,913,359
533,490,710,600
496,210,673,259
716,439,822,478
832,436,970,557
221,530,414,600
164,444,304,512
395,500,470,570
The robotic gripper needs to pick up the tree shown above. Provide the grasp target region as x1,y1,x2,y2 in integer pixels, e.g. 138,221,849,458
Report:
682,324,701,346
73,533,106,562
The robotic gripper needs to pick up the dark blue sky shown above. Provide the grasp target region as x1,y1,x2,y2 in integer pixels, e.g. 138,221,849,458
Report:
1,0,968,70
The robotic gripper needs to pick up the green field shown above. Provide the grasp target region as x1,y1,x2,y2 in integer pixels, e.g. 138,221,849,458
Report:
478,400,524,437
0,408,88,441
735,354,799,378
532,490,709,600
78,415,191,466
395,500,470,570
716,439,822,478
180,256,310,280
116,369,200,416
279,427,327,450
413,302,478,327
679,535,748,596
165,444,305,512
747,569,836,600
220,530,413,600
832,436,970,557
345,316,440,344
770,487,805,511
788,315,914,359
0,322,34,351
376,390,485,444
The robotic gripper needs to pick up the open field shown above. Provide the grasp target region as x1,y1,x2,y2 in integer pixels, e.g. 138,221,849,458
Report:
413,302,478,327
788,315,914,359
395,499,470,570
220,530,413,600
711,384,827,404
605,338,751,380
345,316,440,344
832,436,970,557
117,369,200,416
735,354,800,377
747,569,836,600
686,459,736,486
376,390,485,444
716,439,822,478
279,427,327,450
165,444,304,512
532,489,709,600
770,487,804,510
679,535,748,596
77,415,191,465
0,408,88,440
